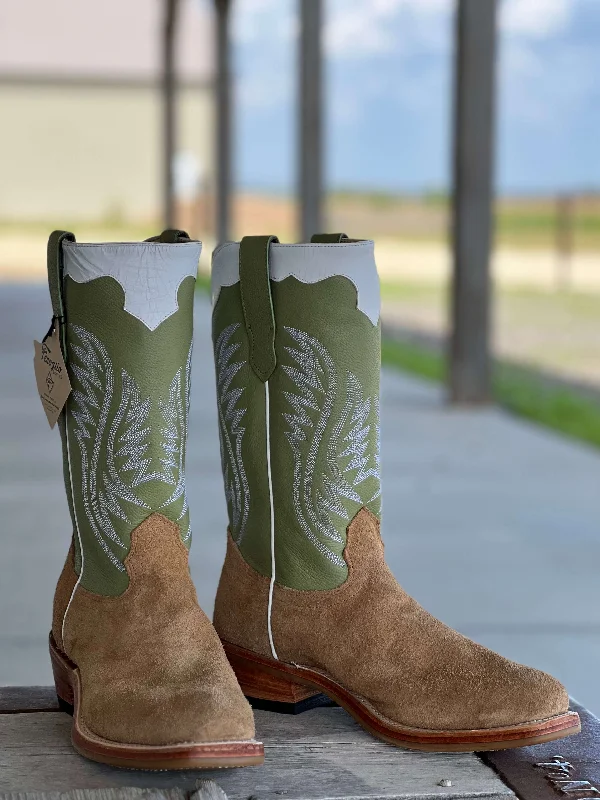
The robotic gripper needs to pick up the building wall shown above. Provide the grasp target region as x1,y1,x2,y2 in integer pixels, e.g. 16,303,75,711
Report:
0,81,213,222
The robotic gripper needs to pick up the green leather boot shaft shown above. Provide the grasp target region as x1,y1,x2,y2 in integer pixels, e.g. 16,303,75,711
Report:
212,239,381,591
48,233,199,595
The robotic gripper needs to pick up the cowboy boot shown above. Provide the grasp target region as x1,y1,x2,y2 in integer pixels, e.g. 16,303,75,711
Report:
47,230,262,769
210,234,580,752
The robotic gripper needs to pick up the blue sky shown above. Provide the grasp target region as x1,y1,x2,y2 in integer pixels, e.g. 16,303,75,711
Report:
230,0,600,195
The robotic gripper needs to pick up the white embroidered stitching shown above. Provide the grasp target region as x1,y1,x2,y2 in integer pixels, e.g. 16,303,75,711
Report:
109,371,155,491
69,325,193,571
215,323,250,544
282,327,345,567
282,328,381,565
322,376,364,519
158,342,192,525
341,373,380,488
369,396,382,507
69,325,127,571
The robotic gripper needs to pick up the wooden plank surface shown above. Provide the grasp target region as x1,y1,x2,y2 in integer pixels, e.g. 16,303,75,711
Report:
0,686,58,714
0,785,227,800
0,790,187,800
0,705,513,799
481,700,600,799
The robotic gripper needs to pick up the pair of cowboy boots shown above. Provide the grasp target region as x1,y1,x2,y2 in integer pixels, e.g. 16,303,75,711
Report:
46,230,579,770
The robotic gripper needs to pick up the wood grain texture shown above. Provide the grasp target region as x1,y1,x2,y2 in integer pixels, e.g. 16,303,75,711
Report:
0,687,59,714
0,785,228,800
191,782,228,800
481,700,600,800
0,790,187,800
0,705,513,799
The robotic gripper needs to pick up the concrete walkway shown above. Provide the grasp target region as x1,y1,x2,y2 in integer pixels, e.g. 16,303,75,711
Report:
1,285,599,716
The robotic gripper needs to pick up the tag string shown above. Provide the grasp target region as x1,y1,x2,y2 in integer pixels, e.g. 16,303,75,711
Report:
42,314,64,343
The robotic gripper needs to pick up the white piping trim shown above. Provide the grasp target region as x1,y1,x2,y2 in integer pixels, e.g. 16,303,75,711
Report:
265,380,278,661
61,363,85,648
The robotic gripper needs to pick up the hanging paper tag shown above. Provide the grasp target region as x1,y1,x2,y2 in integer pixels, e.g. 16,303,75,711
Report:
34,321,72,428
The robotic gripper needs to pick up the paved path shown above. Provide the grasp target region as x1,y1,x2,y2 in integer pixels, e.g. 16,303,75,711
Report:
1,285,599,716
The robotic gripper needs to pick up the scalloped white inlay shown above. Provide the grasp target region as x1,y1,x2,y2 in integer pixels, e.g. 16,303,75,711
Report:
211,241,380,326
63,241,201,331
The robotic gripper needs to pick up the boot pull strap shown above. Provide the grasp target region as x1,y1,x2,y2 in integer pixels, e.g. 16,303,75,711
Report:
145,229,191,243
47,230,76,354
239,235,279,382
310,232,348,243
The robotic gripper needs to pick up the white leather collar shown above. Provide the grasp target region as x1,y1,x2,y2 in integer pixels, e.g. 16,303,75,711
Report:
211,241,380,325
63,241,201,331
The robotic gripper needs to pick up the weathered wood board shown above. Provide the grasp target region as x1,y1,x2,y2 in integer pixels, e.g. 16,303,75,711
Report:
0,691,514,800
0,787,227,800
482,700,600,800
0,687,58,714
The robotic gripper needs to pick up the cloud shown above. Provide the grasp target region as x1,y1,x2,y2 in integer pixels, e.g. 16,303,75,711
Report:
230,0,577,56
324,0,575,62
228,0,598,192
231,0,296,45
230,0,452,58
325,0,451,60
500,0,572,39
232,0,296,110
497,0,581,128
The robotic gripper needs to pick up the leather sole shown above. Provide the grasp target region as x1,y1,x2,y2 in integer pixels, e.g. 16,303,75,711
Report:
49,634,264,770
222,640,581,753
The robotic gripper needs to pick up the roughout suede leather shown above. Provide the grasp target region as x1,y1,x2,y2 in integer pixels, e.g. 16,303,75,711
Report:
59,514,255,746
214,508,569,732
213,531,272,659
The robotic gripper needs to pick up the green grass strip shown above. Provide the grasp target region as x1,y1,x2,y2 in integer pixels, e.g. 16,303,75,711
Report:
495,363,600,449
199,277,600,451
382,337,600,450
196,270,211,295
381,337,446,383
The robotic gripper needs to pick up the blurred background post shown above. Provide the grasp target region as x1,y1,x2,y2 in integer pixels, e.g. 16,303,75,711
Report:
449,0,496,405
215,0,232,244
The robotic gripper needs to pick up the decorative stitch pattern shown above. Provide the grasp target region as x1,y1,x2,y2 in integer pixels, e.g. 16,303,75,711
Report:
282,328,344,567
158,343,193,539
70,326,140,571
282,327,380,567
69,325,193,571
369,396,382,511
215,323,250,544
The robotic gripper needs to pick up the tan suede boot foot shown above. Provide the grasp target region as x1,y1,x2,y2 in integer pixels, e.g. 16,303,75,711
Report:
52,515,262,769
214,509,580,752
209,236,579,752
